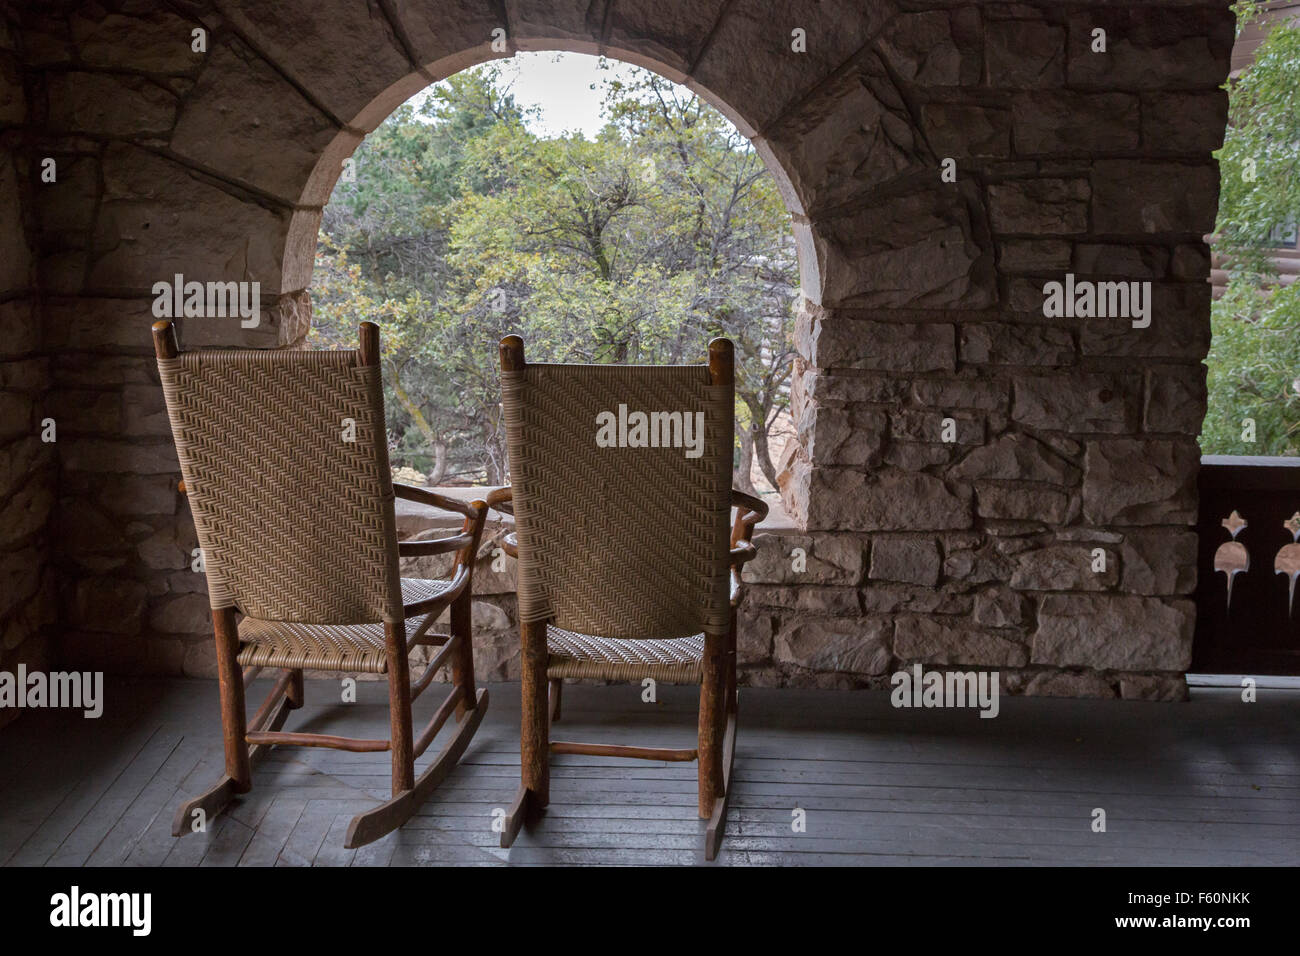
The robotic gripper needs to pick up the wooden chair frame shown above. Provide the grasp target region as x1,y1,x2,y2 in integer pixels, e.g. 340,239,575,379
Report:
154,320,489,848
490,335,768,860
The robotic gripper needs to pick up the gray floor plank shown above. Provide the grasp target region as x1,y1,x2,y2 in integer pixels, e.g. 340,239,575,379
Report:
0,677,1294,867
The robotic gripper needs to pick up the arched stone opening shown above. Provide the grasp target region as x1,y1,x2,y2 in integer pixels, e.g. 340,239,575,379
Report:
0,1,1235,699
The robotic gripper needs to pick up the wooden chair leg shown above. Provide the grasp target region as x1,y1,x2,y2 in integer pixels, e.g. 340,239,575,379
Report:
450,592,476,719
698,632,725,818
172,607,256,837
549,678,563,724
385,620,415,795
503,618,550,849
214,607,251,791
287,668,304,709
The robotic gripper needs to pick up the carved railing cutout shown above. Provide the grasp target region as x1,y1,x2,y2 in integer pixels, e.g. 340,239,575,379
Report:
1213,510,1249,610
1275,512,1300,617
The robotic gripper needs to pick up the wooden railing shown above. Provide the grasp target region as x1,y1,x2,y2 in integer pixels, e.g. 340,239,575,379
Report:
1192,455,1300,675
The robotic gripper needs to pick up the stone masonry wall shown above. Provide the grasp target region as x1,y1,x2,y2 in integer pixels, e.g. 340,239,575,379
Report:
1,5,55,729
0,1,1233,702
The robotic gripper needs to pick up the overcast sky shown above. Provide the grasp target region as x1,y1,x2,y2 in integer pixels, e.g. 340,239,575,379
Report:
414,52,649,139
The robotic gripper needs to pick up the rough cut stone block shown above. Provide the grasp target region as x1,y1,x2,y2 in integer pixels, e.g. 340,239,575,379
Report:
988,177,1089,234
943,539,1014,585
1073,242,1170,278
148,593,211,634
1031,594,1194,671
1079,286,1211,360
93,145,293,295
745,533,865,586
808,467,974,531
1143,364,1206,434
1012,92,1138,155
1141,90,1228,155
764,60,921,214
69,7,204,73
170,36,341,203
1023,671,1116,699
814,370,910,406
219,0,416,130
818,190,994,308
1012,371,1138,433
46,71,176,136
998,238,1072,273
861,583,971,615
804,405,886,467
60,439,180,475
751,585,860,616
961,323,1075,366
604,0,728,78
1119,529,1198,596
691,0,884,136
1010,544,1117,591
1090,161,1219,236
737,608,774,665
1119,674,1189,702
889,409,982,446
985,18,1064,89
974,483,1072,524
1082,439,1197,525
894,615,1029,667
973,588,1026,627
869,535,941,586
813,318,956,372
951,433,1079,485
923,103,1011,158
1066,8,1233,91
877,8,981,87
774,616,892,675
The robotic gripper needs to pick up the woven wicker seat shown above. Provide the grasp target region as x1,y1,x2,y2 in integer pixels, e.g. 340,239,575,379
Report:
547,626,704,683
238,578,455,673
153,320,489,850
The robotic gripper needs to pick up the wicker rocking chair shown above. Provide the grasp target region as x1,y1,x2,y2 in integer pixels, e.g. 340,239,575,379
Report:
490,335,767,860
152,320,489,848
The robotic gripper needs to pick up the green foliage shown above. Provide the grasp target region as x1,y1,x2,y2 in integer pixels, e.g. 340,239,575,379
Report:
313,59,797,486
1204,1,1300,456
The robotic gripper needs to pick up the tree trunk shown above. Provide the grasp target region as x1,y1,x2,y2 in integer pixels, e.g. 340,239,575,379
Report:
751,417,780,492
743,396,781,491
427,440,448,485
734,423,757,495
388,362,442,479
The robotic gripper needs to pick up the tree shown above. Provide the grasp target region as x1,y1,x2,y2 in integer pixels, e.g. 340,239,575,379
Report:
313,58,798,487
1203,1,1300,456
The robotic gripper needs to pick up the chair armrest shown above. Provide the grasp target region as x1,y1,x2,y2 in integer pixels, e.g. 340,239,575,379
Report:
398,532,474,558
485,485,513,515
730,489,769,548
397,492,487,570
729,490,768,607
393,482,481,519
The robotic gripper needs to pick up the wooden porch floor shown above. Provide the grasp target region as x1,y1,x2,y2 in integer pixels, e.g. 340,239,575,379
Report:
1,679,1296,866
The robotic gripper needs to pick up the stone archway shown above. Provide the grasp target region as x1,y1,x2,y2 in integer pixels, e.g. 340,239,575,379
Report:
4,0,1234,699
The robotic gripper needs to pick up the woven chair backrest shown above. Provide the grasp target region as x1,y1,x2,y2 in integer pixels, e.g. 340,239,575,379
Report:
501,360,733,641
157,347,403,624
